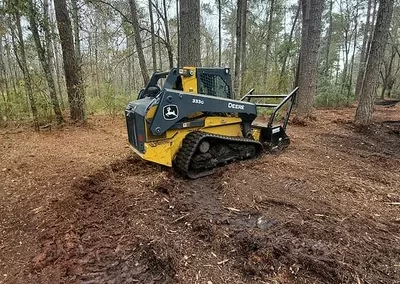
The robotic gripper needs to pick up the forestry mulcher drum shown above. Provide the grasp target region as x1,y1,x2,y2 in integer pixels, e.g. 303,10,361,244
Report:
125,67,298,178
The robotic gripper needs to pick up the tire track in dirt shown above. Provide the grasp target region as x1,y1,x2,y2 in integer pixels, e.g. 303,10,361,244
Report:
28,152,400,284
19,109,400,283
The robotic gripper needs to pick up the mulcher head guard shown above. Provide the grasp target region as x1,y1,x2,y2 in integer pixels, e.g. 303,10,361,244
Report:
241,87,298,151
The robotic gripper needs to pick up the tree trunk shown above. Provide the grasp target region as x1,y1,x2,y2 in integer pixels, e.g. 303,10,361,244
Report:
49,1,65,109
347,2,359,104
148,0,157,71
263,0,275,89
129,0,149,85
28,0,64,123
54,0,86,122
279,3,300,90
380,80,386,99
386,76,395,98
162,0,173,68
234,0,242,97
324,0,333,75
341,15,350,100
5,40,18,96
355,0,394,125
381,46,396,99
239,0,248,94
295,0,324,120
367,0,378,53
176,0,180,67
0,37,10,118
355,0,372,99
94,24,100,97
12,10,39,131
230,18,235,71
179,0,201,67
71,0,81,65
157,5,163,71
218,0,222,67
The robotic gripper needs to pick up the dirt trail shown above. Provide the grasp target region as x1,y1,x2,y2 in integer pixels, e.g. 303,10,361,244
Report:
1,106,400,284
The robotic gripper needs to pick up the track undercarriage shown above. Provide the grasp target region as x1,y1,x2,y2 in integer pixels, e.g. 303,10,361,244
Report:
174,131,270,179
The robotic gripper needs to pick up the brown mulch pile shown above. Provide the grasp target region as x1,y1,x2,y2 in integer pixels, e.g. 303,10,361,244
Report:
1,106,399,284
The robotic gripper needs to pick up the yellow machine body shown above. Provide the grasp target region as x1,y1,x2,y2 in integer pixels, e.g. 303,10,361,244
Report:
130,115,256,167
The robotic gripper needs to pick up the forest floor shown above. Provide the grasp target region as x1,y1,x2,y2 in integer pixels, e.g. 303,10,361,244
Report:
0,105,400,284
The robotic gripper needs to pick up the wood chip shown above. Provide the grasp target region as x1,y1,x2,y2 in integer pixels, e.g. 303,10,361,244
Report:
172,214,189,223
217,259,229,265
224,207,240,212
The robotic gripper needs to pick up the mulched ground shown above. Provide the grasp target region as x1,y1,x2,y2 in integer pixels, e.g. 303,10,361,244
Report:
0,105,399,284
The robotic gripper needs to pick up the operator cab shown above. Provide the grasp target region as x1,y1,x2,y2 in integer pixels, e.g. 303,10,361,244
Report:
137,67,232,100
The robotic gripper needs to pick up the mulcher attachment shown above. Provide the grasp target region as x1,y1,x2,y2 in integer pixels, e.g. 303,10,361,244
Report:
244,87,298,152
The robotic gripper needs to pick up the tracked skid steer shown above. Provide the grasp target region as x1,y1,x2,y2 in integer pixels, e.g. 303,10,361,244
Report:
125,67,298,178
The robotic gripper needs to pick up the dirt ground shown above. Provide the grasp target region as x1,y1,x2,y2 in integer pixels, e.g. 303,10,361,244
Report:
1,105,399,284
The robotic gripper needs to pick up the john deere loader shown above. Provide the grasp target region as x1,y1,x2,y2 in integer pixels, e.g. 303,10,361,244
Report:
125,67,298,178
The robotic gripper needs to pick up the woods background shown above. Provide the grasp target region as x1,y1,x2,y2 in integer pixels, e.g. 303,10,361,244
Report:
0,0,399,128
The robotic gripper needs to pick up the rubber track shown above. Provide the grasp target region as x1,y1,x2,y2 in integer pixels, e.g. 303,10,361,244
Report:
174,131,262,179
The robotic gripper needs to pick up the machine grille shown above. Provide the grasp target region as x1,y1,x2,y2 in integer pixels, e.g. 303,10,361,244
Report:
126,112,138,148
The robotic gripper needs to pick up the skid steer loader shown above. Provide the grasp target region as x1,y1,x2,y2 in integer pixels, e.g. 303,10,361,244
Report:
125,67,298,178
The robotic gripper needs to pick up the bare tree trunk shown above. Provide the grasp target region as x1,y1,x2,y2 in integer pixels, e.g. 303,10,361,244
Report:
230,19,235,71
347,1,359,104
93,22,100,97
179,0,201,66
28,0,64,123
71,0,81,65
367,0,378,54
157,3,163,71
279,3,300,90
44,0,63,109
148,0,157,71
239,0,248,94
234,0,242,97
218,0,222,67
4,40,17,96
380,72,386,99
49,1,65,109
54,0,86,122
129,0,149,85
355,0,394,125
11,10,39,130
0,37,10,117
341,19,350,99
123,29,133,92
324,0,333,75
176,0,180,67
162,0,173,68
355,0,372,99
381,46,396,99
263,0,275,89
295,0,324,120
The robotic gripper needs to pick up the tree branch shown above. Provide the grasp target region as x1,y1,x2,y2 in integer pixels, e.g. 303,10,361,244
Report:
89,0,168,46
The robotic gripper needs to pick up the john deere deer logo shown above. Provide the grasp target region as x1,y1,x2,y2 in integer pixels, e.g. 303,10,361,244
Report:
163,105,179,120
